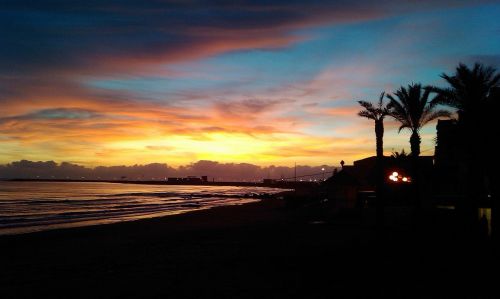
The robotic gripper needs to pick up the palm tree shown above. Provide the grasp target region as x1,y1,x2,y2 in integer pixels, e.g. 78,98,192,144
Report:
357,92,390,158
430,63,500,238
429,63,500,122
387,83,450,157
429,62,499,168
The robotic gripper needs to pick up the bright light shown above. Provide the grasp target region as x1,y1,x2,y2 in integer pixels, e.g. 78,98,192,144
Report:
388,170,411,183
321,168,325,171
389,175,399,182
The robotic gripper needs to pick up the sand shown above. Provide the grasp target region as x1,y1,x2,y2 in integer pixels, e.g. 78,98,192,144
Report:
0,197,498,298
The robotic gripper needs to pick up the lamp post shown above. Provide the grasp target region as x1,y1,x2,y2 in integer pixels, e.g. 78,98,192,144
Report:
321,167,325,181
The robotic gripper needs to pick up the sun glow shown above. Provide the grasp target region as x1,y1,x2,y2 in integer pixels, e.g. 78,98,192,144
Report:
79,129,368,167
102,133,295,166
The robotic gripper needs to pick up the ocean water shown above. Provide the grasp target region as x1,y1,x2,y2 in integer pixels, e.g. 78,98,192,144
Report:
0,181,287,235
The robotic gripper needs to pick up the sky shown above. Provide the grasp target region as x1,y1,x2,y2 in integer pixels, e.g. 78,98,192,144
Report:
1,0,500,168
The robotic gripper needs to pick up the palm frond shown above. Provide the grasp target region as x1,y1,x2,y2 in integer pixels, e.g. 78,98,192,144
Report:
356,92,390,120
438,62,500,115
422,110,451,125
358,100,375,110
377,92,386,110
388,83,450,133
427,86,458,107
398,124,410,133
358,110,375,119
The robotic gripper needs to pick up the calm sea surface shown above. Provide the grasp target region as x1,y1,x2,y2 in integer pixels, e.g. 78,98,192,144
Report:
0,181,287,235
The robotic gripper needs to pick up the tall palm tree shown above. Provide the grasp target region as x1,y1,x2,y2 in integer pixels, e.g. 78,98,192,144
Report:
387,83,450,157
430,63,500,237
429,63,499,163
357,92,390,158
429,63,500,177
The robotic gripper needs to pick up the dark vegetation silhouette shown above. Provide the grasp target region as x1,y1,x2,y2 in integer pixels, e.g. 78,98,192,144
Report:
430,63,500,117
347,63,499,244
430,63,500,240
384,84,450,216
386,83,451,157
390,149,409,161
357,92,391,228
357,92,390,158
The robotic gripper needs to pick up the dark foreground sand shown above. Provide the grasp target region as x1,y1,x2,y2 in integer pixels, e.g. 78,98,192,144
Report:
1,197,498,298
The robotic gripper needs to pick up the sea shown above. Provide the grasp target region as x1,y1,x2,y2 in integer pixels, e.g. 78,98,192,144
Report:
0,181,288,235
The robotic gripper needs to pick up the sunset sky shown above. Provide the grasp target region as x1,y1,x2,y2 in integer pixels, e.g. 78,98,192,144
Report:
1,0,499,167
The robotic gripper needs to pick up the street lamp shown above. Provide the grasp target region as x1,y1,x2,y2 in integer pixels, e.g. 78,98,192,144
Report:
321,167,325,181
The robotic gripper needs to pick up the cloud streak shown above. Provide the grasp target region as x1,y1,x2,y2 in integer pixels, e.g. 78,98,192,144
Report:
1,0,498,166
1,1,486,80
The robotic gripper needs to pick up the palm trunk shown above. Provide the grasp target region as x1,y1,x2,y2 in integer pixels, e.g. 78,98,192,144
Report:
410,131,421,157
410,130,421,220
375,154,385,230
375,120,384,158
374,120,385,230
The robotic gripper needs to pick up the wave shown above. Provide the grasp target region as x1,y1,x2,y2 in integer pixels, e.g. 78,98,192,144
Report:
0,182,288,235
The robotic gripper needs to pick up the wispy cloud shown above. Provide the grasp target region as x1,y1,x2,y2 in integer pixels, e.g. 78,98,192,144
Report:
0,0,497,166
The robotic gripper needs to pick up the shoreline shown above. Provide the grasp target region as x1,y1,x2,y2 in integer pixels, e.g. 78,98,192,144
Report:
1,196,283,236
2,178,317,189
1,193,498,298
0,194,288,238
0,181,294,237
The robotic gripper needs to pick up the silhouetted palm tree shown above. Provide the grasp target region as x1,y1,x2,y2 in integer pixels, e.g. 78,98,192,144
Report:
429,63,499,166
429,63,500,121
430,63,500,238
357,92,389,158
387,84,450,157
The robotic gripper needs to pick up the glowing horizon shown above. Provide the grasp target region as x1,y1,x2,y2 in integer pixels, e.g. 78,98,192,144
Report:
1,1,499,167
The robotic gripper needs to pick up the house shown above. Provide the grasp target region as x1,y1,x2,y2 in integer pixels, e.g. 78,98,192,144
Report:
325,155,434,208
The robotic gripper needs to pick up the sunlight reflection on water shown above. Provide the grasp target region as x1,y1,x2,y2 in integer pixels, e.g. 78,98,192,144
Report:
0,181,288,235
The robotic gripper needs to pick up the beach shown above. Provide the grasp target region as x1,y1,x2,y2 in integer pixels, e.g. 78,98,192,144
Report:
1,195,497,298
0,181,291,235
